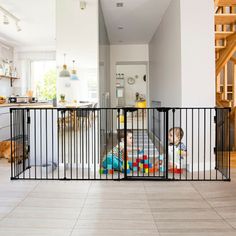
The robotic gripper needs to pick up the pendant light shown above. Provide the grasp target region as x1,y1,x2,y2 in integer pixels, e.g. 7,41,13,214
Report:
70,60,79,80
59,53,70,77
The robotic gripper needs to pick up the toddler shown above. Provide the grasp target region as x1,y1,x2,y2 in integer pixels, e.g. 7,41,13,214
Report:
168,127,187,169
102,130,134,171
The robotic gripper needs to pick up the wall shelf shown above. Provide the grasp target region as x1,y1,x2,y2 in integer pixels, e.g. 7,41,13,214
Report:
0,75,20,87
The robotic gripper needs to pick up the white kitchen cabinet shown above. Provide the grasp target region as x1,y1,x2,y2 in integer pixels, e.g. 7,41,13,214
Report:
0,107,10,141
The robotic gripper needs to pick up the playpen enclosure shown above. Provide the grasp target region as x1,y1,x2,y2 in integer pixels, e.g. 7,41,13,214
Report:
10,107,230,181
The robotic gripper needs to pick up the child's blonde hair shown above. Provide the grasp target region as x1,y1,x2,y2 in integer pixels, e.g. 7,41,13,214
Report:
169,127,184,140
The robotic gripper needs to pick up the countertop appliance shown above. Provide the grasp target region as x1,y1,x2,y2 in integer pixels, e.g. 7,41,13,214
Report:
8,96,30,103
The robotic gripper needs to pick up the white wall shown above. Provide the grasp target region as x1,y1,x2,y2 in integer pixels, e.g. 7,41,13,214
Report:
116,64,147,106
0,42,14,96
180,0,215,107
56,0,99,102
99,0,110,107
149,0,181,107
110,44,149,107
149,0,215,107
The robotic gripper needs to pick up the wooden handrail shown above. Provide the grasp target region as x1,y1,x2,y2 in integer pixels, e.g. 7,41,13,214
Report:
216,32,236,76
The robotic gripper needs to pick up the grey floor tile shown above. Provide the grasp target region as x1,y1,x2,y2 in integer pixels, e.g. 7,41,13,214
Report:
71,229,160,236
0,228,71,236
84,199,149,209
79,208,153,220
149,199,210,209
152,208,221,220
7,206,81,219
215,206,236,219
0,217,76,229
156,219,232,232
19,197,85,208
74,219,157,230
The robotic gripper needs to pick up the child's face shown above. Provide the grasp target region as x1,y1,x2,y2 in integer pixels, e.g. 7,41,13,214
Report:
127,133,133,146
168,130,180,145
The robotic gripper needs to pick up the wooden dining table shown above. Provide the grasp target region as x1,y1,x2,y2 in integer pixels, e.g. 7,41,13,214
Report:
58,102,94,129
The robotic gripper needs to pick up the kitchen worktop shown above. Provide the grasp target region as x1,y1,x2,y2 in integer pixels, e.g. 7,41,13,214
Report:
0,102,51,108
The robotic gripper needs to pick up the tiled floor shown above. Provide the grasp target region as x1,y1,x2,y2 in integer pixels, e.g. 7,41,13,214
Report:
1,161,236,236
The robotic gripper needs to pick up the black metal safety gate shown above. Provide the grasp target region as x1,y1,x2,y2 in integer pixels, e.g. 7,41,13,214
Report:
10,107,230,181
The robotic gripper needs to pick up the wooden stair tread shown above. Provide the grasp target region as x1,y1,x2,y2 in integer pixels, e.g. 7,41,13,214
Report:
215,0,236,6
215,31,234,40
215,14,236,25
215,45,226,51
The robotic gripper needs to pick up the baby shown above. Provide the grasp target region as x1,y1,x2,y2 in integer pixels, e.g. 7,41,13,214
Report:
168,127,187,170
102,130,134,171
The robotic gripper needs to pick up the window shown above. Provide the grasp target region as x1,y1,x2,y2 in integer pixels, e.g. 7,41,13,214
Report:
30,61,56,100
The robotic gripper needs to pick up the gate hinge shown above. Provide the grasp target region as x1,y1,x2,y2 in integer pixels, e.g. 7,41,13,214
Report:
214,116,217,123
214,147,216,154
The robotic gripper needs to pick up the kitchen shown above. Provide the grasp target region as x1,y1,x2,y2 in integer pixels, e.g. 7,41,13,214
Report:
0,0,98,158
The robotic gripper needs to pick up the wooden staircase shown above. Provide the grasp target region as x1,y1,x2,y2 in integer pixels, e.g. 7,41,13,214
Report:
215,0,236,166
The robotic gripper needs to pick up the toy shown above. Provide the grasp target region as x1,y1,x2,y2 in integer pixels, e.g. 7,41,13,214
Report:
99,169,114,175
169,168,183,174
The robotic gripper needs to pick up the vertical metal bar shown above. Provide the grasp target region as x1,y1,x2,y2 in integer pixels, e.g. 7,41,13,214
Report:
198,109,200,180
63,111,66,179
192,109,194,179
51,109,55,179
57,110,60,179
10,109,13,179
85,109,88,179
153,109,155,177
124,109,128,179
105,109,108,180
76,109,78,179
99,109,101,179
165,109,169,180
40,110,42,179
82,109,84,180
45,110,48,179
93,109,96,179
117,109,121,180
172,109,175,179
185,109,188,181
34,110,37,179
210,109,212,180
215,108,218,180
222,109,224,180
180,109,182,180
70,111,73,179
228,108,231,180
88,109,90,180
137,109,139,177
22,109,25,179
142,109,144,177
204,109,206,180
147,109,150,177
111,109,114,179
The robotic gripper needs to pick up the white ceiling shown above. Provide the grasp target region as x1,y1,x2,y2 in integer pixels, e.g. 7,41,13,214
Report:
100,0,171,44
0,0,55,49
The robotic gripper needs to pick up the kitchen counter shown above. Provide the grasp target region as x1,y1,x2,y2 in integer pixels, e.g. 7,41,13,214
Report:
0,103,52,108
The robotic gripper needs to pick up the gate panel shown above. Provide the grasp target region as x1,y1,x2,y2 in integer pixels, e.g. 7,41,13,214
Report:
10,107,230,181
123,108,168,180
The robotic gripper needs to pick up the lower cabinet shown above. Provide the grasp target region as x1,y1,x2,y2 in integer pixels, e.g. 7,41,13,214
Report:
0,107,10,141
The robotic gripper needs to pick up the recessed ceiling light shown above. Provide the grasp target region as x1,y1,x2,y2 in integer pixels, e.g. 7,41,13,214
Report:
118,26,123,30
116,2,124,7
